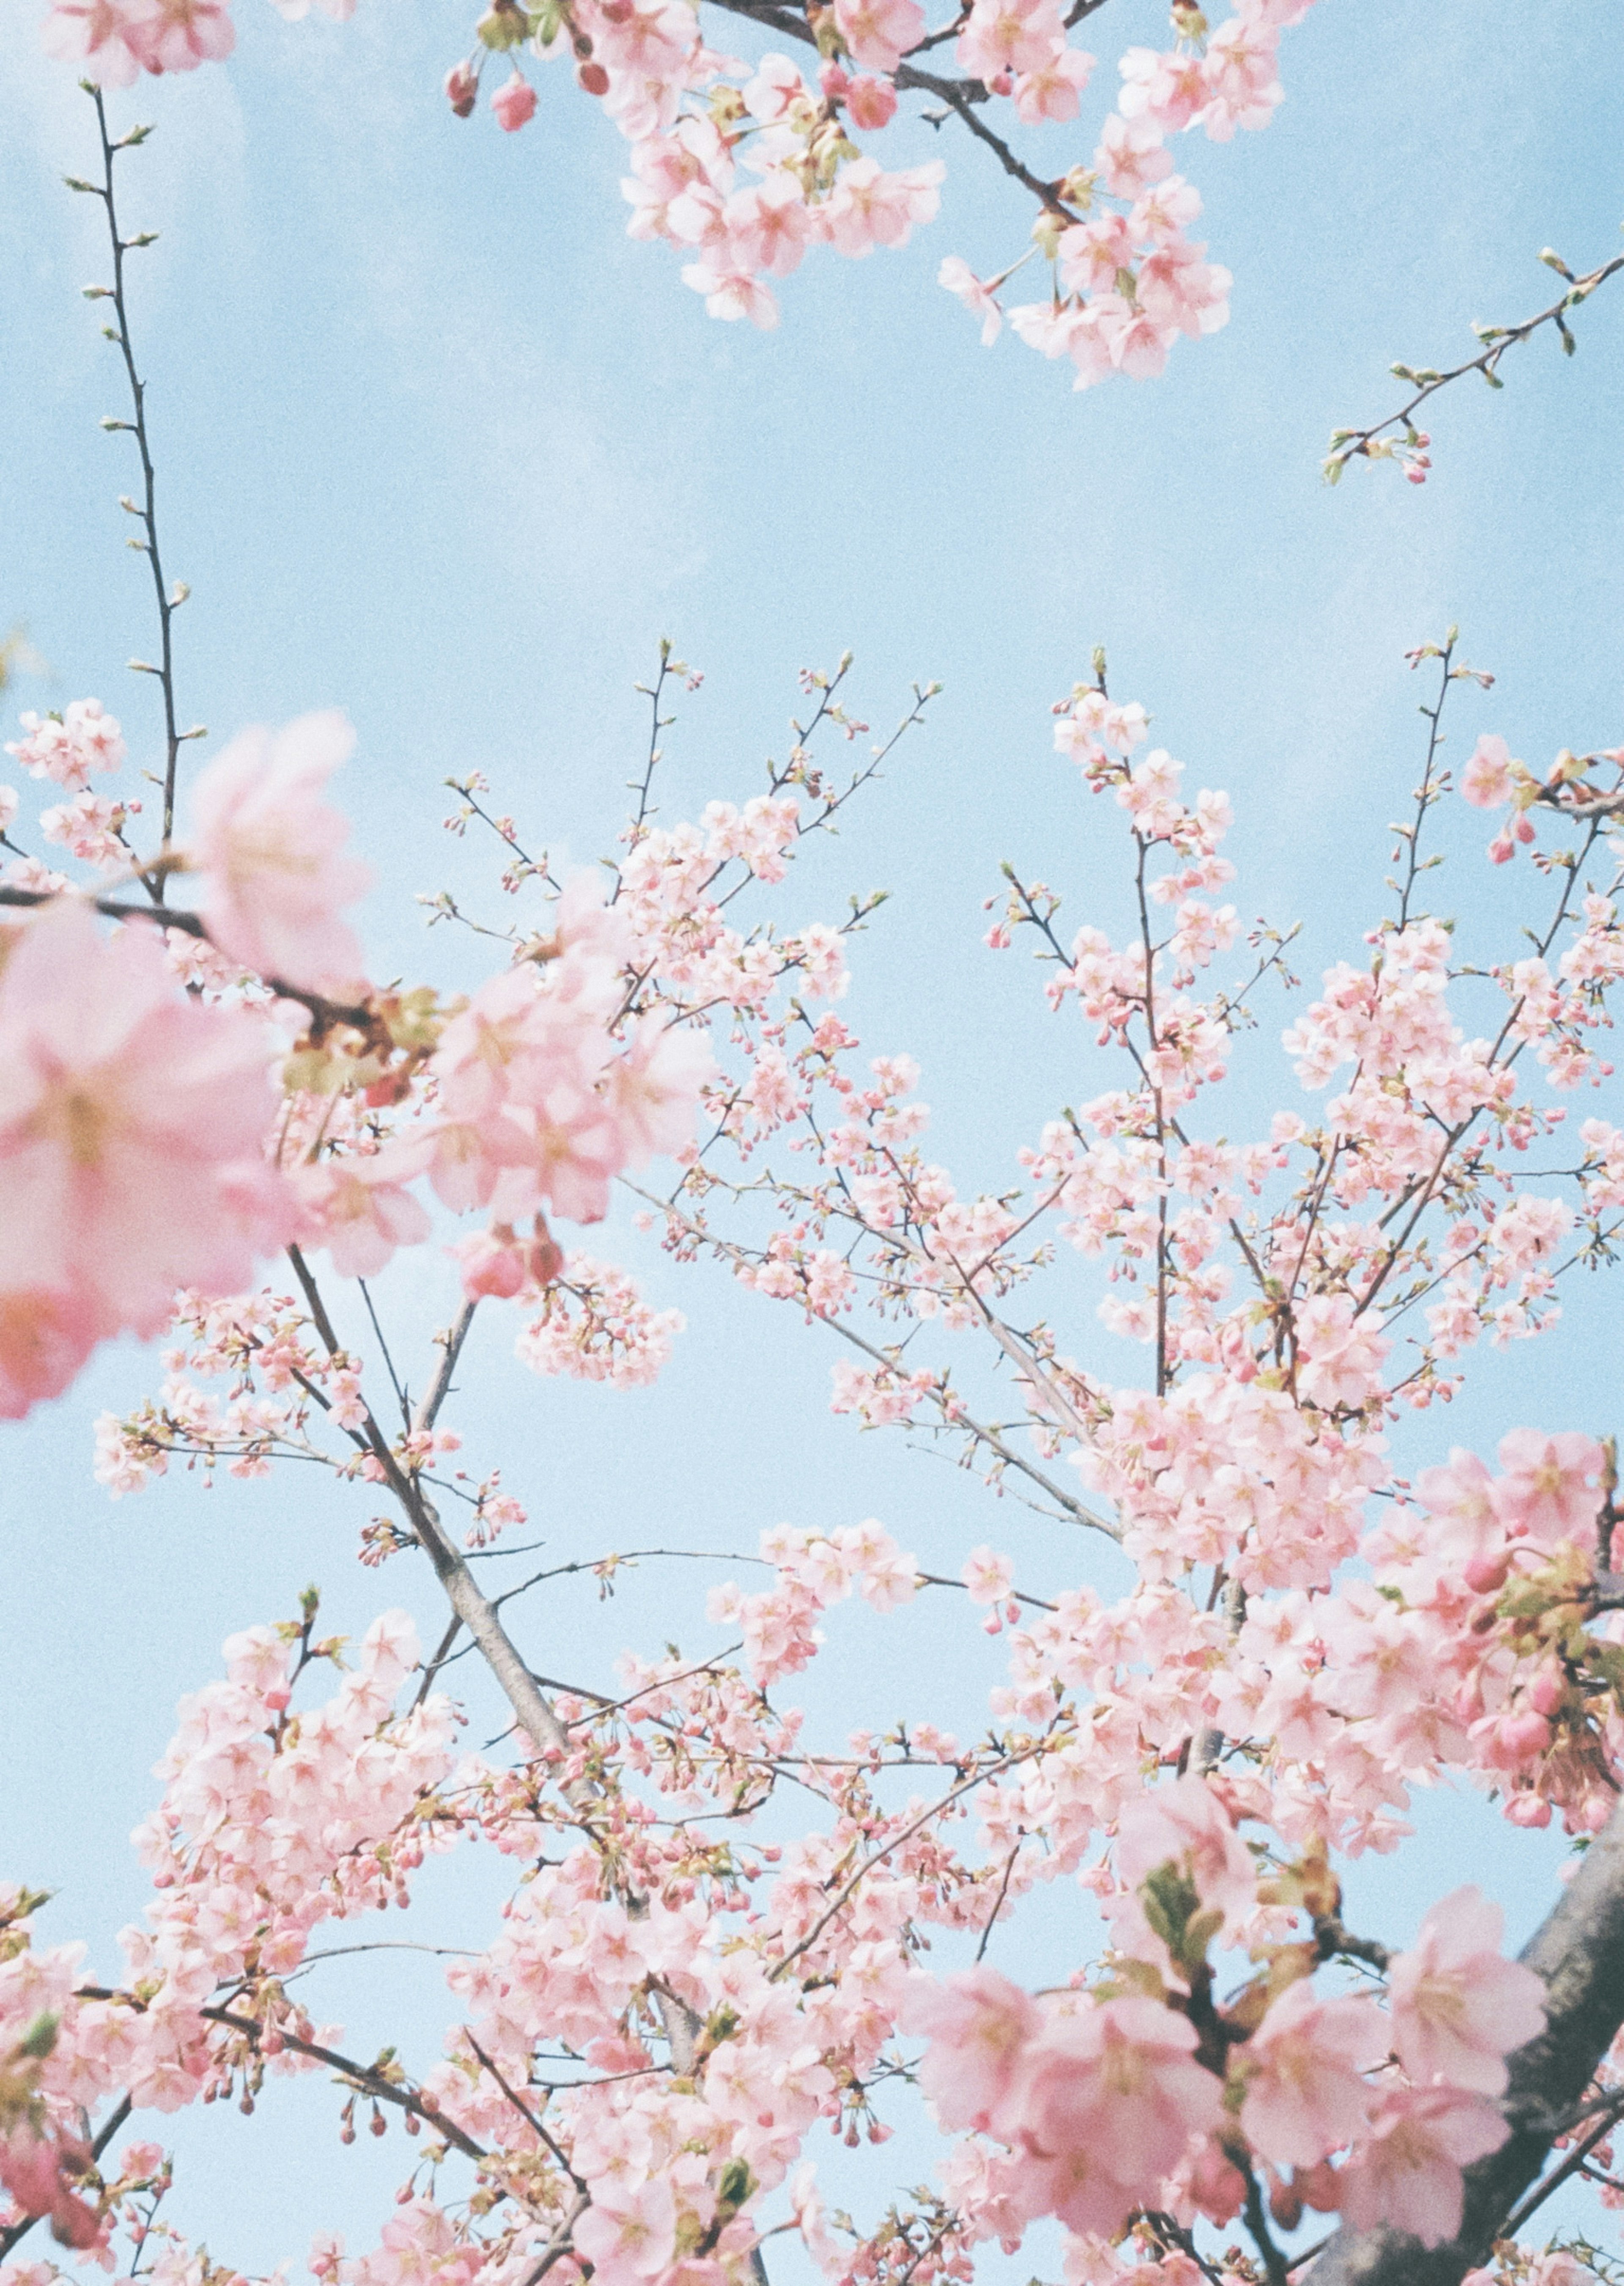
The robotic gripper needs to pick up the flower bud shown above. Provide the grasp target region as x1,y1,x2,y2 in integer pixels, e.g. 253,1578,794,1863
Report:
444,60,479,114
577,58,610,92
1498,1707,1551,1762
491,70,538,129
846,74,896,129
1526,1667,1566,1717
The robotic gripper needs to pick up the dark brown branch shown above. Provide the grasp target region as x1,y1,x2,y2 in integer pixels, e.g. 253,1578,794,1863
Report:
1326,244,1624,480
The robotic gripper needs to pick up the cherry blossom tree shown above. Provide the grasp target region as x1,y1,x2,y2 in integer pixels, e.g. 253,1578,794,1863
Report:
8,37,1624,2286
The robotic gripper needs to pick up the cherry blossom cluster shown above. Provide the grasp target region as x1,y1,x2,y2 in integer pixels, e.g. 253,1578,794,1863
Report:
905,1788,1545,2253
0,695,721,1423
0,1606,455,2259
38,0,1313,388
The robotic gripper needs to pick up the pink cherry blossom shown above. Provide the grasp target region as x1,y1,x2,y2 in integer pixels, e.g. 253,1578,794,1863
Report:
1490,1428,1605,1549
1005,1996,1225,2236
1337,2085,1511,2247
823,159,943,257
832,0,923,73
1385,1886,1546,2096
900,1965,1042,2133
1462,733,1517,808
1238,1979,1384,2167
938,256,1003,344
38,0,157,82
1114,1773,1256,1933
1012,43,1092,122
5,699,126,789
962,1545,1015,1603
847,73,897,128
1095,112,1173,199
189,711,373,995
124,0,234,71
291,1157,433,1279
0,901,290,1400
956,0,1064,82
743,50,807,121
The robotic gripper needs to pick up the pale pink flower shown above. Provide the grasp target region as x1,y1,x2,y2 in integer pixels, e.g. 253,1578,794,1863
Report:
0,902,289,1397
1198,14,1281,139
823,159,943,256
38,0,157,84
1012,41,1092,121
1337,2085,1509,2247
1238,1979,1383,2167
1094,111,1173,198
955,0,1064,79
847,73,897,128
900,1964,1042,2132
962,1545,1015,1603
681,263,780,326
1008,1996,1225,2236
290,1158,432,1279
1461,733,1516,809
1114,1773,1256,1934
1293,1293,1389,1411
1128,174,1201,246
938,256,1002,345
1117,43,1208,132
1136,242,1231,339
743,50,808,121
789,2161,844,2277
125,0,234,70
833,0,923,72
1385,1886,1546,2095
1491,1428,1604,1549
447,1222,529,1301
7,698,125,788
572,2179,678,2284
600,1015,712,1167
190,711,373,995
726,175,815,277
1097,293,1173,380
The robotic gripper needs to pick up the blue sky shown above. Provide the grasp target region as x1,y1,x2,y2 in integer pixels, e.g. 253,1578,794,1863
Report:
3,0,1624,2266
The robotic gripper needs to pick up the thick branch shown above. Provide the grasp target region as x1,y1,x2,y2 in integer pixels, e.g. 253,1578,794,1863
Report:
1304,1795,1624,2284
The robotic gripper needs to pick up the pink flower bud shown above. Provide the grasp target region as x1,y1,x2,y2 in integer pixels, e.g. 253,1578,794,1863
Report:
1503,1792,1551,1828
819,58,850,96
847,73,897,127
444,60,479,115
491,69,537,129
1497,1707,1551,1762
1526,1669,1566,1717
1462,1552,1510,1594
577,58,610,93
